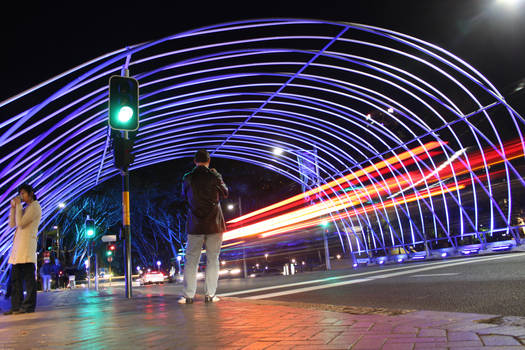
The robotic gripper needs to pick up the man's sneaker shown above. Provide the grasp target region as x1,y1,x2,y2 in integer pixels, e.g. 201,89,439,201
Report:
3,310,20,315
177,296,193,304
18,309,34,314
204,295,220,303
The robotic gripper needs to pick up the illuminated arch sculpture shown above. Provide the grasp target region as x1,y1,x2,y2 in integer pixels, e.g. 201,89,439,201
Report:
1,19,524,282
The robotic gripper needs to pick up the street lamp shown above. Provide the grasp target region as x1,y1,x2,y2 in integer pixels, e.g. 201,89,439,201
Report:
228,198,248,278
58,202,66,209
156,260,161,271
273,147,284,156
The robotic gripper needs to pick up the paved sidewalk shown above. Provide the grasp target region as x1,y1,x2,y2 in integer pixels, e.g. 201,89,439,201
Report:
0,289,524,349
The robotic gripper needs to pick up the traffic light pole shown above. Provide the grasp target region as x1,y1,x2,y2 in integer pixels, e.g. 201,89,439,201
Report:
95,252,99,292
123,131,132,299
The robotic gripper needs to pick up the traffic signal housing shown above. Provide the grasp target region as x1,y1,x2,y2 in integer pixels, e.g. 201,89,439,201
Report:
106,243,116,256
108,76,139,131
85,219,95,238
112,133,135,171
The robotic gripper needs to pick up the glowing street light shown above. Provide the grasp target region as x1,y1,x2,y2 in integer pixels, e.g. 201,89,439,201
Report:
156,260,161,271
58,202,66,209
227,204,235,210
273,147,284,156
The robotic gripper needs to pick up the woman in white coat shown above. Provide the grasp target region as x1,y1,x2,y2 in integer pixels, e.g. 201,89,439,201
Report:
3,184,41,315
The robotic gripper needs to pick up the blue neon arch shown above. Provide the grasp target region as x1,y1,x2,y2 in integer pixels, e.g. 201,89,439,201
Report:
0,19,524,283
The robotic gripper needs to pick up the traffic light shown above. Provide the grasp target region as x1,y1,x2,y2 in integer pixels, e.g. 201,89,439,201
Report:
106,243,116,256
108,75,139,131
112,133,135,171
45,237,53,251
85,219,95,237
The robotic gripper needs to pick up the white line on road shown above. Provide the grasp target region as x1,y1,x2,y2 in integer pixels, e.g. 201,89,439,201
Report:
220,253,521,297
240,253,520,300
410,273,460,278
219,259,452,297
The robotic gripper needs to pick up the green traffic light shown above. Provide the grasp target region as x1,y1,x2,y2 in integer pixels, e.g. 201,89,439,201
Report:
106,250,113,257
87,229,94,237
118,106,134,123
108,76,139,131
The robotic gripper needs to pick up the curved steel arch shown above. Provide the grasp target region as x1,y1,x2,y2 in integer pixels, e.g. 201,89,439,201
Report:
1,18,524,281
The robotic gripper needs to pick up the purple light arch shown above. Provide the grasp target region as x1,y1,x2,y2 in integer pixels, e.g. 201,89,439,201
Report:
0,19,524,282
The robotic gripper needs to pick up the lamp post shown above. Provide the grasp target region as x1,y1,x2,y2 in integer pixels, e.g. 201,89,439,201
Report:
274,146,331,270
53,225,60,263
228,197,247,278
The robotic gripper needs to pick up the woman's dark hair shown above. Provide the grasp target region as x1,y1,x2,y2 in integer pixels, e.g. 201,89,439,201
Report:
18,183,37,200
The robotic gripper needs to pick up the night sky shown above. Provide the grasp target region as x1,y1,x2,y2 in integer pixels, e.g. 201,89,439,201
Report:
1,0,524,102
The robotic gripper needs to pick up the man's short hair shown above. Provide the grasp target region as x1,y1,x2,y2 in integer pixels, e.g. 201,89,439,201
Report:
194,149,210,163
18,183,37,200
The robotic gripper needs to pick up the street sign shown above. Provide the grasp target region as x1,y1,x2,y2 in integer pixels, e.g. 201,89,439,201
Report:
101,235,117,242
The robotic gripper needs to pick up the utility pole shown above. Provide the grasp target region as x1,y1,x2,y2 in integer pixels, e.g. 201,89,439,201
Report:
238,197,248,279
108,68,138,299
323,228,331,270
122,145,132,298
95,252,99,291
87,243,92,289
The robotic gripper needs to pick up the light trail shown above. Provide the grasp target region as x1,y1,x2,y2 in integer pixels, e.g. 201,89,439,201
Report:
227,141,444,225
223,139,524,243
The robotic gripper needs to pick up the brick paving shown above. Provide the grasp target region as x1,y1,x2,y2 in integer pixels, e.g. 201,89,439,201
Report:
0,289,524,349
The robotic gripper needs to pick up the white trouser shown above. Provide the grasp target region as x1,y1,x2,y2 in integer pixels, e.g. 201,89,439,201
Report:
183,233,223,298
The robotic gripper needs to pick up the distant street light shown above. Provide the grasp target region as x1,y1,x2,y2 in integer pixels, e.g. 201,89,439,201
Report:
156,260,161,271
227,204,234,210
496,0,520,5
387,107,395,113
273,147,284,156
58,202,66,209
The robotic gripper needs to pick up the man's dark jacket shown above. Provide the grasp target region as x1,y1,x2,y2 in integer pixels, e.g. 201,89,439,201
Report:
182,165,229,235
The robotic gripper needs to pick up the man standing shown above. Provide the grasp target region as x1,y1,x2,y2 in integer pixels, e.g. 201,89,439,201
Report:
178,149,228,304
4,183,42,315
